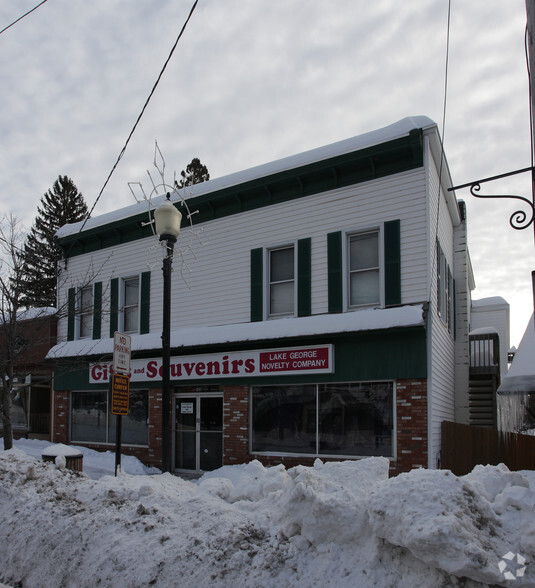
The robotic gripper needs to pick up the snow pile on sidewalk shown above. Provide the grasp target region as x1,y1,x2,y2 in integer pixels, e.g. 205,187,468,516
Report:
1,449,534,587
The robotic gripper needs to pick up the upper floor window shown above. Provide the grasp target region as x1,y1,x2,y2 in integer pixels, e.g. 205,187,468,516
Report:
122,276,139,333
348,230,380,308
251,239,311,322
436,242,454,333
327,220,400,314
78,285,93,339
269,245,295,317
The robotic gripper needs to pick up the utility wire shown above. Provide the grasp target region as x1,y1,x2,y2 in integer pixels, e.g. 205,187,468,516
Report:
80,0,200,232
0,0,49,36
429,0,452,302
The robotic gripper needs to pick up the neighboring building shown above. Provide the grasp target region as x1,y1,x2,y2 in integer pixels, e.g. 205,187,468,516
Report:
47,116,500,475
1,308,57,440
497,313,535,433
465,297,511,429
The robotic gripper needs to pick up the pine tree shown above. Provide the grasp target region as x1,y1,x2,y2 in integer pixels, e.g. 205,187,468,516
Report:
21,176,88,308
176,158,210,188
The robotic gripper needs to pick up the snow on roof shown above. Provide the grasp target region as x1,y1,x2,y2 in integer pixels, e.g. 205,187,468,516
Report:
471,296,509,309
47,304,424,359
17,307,56,321
469,326,499,336
56,116,436,239
498,313,535,395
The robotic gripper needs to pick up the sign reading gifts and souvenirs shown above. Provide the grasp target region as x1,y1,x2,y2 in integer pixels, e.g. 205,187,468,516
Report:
89,344,333,383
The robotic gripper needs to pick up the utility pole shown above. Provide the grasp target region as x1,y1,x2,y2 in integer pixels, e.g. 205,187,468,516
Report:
526,1,535,242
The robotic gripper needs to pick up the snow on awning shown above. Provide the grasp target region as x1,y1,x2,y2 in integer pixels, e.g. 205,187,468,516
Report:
498,314,535,395
47,304,425,360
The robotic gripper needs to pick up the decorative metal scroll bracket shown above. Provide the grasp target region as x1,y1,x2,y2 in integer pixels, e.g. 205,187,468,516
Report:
448,166,535,231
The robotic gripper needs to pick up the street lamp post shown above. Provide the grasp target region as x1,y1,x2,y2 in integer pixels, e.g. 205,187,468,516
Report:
154,193,182,473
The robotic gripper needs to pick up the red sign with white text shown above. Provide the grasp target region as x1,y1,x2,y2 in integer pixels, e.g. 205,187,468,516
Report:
89,345,333,383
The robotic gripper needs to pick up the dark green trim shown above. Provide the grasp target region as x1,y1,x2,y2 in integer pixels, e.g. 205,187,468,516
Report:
140,271,151,334
327,232,343,313
297,238,311,316
58,131,424,258
109,278,119,336
52,326,427,390
67,288,75,341
250,248,264,322
92,282,102,339
384,219,401,306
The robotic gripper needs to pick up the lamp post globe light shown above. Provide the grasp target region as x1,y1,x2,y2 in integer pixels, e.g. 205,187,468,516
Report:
154,193,182,473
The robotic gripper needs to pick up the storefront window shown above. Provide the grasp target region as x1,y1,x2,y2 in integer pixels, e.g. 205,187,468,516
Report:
252,385,316,453
71,391,107,443
251,381,393,457
71,389,148,446
108,389,149,445
318,382,393,456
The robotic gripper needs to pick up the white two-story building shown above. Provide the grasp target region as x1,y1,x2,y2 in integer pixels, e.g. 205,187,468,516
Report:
48,116,495,475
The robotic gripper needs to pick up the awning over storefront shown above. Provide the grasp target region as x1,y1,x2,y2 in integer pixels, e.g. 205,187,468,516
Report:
47,304,425,360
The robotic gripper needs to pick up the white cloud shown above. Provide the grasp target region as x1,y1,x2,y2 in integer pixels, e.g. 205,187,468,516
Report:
0,0,533,344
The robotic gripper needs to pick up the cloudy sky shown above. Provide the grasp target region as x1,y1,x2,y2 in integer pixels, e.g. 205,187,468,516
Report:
0,1,533,346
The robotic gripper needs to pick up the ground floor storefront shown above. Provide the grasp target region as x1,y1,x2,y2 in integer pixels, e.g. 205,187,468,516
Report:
51,328,428,476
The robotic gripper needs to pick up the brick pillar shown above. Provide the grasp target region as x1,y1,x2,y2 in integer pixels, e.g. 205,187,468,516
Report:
393,379,428,475
223,386,249,465
53,391,69,443
147,387,163,469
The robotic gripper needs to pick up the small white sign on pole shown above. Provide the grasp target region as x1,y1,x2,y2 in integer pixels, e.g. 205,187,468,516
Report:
113,332,131,375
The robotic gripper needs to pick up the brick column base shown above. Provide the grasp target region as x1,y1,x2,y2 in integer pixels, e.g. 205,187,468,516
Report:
53,391,69,444
223,386,249,465
391,379,428,476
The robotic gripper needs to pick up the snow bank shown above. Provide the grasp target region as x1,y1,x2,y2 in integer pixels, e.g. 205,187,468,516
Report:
1,449,534,587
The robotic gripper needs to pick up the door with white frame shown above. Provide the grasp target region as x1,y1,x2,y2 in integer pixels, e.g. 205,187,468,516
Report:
173,387,223,473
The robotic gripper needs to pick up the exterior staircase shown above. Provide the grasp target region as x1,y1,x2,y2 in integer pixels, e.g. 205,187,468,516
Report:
468,332,500,428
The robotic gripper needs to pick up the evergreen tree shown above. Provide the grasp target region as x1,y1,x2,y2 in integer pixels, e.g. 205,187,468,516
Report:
21,175,88,308
176,158,210,188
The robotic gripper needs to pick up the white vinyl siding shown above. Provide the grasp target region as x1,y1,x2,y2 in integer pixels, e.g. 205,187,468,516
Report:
56,167,430,343
425,137,456,467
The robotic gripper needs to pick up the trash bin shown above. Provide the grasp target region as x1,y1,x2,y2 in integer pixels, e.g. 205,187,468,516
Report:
42,444,83,472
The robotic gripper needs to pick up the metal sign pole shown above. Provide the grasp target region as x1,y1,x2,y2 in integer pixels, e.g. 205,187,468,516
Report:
115,413,122,476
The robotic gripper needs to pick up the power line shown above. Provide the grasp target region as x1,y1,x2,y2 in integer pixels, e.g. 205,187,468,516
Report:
0,0,49,36
80,0,200,232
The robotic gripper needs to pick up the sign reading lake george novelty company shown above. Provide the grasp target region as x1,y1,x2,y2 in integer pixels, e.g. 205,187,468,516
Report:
89,344,333,383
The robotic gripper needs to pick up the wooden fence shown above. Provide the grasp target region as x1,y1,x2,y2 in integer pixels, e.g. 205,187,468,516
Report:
441,421,535,476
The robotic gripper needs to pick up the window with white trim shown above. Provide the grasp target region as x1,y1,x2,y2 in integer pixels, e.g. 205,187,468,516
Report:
348,230,380,308
78,285,93,339
268,245,295,317
122,276,139,333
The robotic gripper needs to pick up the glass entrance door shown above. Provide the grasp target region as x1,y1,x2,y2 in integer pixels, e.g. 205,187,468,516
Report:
174,394,223,472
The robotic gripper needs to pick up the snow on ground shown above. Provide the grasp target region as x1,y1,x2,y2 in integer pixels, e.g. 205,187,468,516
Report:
1,440,535,587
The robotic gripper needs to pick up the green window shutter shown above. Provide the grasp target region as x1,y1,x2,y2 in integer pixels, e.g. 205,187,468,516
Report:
110,278,119,337
92,282,102,339
327,232,343,313
297,238,311,317
140,271,151,334
67,287,75,341
250,248,264,322
384,219,401,306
